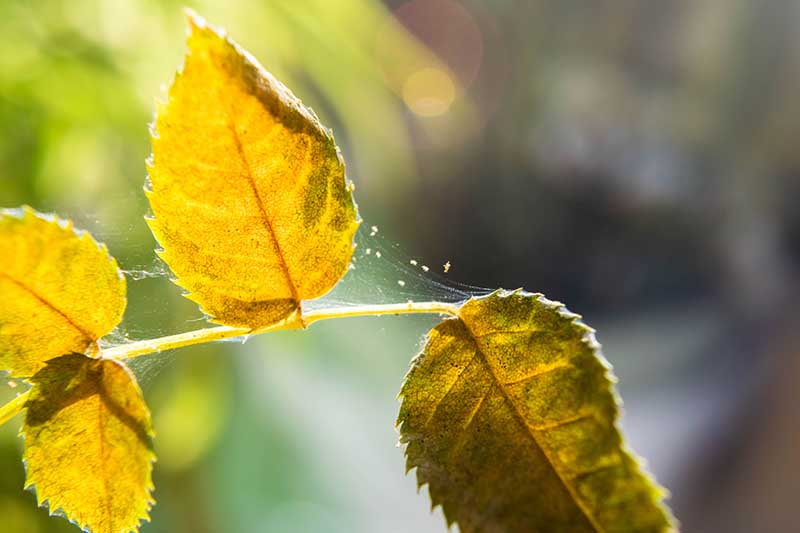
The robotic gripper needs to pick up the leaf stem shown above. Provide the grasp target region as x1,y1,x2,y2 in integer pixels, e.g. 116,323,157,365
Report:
105,301,460,361
0,390,29,427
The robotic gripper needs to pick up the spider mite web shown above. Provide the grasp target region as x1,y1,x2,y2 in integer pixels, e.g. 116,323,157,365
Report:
304,223,493,313
103,221,492,384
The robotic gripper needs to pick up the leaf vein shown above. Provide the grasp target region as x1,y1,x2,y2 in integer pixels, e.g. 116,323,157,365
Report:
464,325,605,533
529,411,596,432
423,349,480,429
228,119,301,309
97,385,112,531
0,271,94,343
570,462,624,482
448,386,492,462
502,360,572,386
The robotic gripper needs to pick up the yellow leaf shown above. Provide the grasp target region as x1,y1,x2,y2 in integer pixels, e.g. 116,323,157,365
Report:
0,207,126,378
23,353,155,533
147,11,360,330
398,290,676,533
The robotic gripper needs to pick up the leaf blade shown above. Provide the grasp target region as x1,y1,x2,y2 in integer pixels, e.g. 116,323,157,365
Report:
147,12,359,329
23,353,155,533
0,207,126,378
398,290,676,533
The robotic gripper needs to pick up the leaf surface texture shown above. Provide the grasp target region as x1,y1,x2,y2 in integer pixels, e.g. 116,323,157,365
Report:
399,290,675,532
147,12,359,329
0,207,126,378
23,353,155,533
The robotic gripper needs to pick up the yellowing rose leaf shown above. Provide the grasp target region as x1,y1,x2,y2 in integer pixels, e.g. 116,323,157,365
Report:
0,207,126,378
398,290,676,533
23,353,155,533
147,11,359,330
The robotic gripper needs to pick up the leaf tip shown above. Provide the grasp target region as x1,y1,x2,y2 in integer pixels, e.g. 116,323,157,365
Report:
184,8,226,45
183,7,205,33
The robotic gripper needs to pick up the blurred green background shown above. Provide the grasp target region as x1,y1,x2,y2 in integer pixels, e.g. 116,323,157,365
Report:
2,1,800,532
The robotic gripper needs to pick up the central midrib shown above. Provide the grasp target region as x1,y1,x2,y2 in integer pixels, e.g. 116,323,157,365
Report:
0,270,93,343
228,121,301,308
96,378,113,531
462,320,604,533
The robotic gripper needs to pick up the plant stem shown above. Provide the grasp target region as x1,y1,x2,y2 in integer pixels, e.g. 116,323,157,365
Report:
0,300,460,427
103,301,458,360
102,325,254,360
304,301,459,325
0,390,29,427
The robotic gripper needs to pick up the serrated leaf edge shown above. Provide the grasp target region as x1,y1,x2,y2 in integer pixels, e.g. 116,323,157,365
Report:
396,288,678,532
0,206,127,377
19,357,156,533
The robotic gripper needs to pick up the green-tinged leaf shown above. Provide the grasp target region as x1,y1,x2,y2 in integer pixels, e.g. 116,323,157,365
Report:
398,290,676,532
23,353,155,533
146,11,359,330
0,207,126,378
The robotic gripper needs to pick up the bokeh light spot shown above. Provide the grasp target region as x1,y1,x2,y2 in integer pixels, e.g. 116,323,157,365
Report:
394,0,484,88
402,67,455,117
